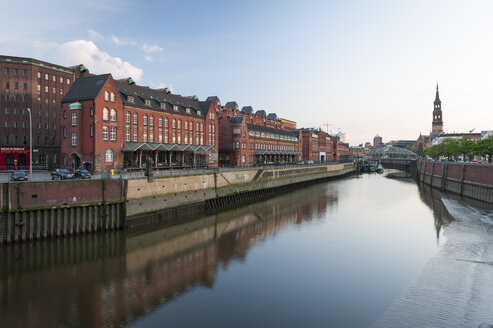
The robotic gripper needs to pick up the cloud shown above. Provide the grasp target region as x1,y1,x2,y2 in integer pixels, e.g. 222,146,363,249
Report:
87,29,164,54
144,55,153,61
149,82,174,92
33,40,143,81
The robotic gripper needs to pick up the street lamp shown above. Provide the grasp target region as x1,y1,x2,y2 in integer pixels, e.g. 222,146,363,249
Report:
27,108,32,181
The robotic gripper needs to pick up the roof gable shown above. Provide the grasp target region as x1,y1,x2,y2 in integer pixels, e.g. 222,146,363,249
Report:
62,74,111,103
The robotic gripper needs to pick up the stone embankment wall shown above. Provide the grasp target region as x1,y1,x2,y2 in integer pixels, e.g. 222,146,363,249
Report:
0,163,355,243
417,160,493,203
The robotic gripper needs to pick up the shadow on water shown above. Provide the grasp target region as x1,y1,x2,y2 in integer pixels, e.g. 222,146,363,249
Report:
0,182,338,328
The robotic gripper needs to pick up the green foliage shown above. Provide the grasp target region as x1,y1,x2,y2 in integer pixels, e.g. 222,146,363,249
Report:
424,136,493,162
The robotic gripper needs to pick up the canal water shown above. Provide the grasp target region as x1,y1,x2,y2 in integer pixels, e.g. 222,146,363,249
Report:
1,171,492,327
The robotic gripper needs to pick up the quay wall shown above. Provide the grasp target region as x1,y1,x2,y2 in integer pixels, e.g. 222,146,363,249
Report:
417,160,493,203
0,163,355,243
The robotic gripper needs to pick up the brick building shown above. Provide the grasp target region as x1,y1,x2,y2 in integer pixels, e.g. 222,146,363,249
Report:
0,55,89,170
298,128,334,163
218,103,301,166
373,134,383,147
60,74,218,173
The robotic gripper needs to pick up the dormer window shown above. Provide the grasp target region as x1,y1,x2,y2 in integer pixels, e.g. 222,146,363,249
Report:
128,95,134,103
160,102,166,109
173,105,178,111
104,91,109,101
145,99,151,106
186,107,190,113
197,110,201,115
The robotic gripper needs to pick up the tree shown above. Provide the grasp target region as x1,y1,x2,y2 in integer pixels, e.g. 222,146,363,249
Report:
476,135,493,163
459,137,475,161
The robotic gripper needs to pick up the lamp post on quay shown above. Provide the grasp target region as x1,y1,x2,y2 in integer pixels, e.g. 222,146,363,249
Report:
27,108,32,181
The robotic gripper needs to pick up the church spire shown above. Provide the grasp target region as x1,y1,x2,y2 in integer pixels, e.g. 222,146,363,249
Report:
435,83,441,103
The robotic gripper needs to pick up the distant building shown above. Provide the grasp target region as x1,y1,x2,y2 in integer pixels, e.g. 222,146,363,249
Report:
411,134,431,152
387,140,415,149
481,130,493,139
364,142,372,148
431,133,482,146
373,135,383,147
299,128,333,163
217,103,301,166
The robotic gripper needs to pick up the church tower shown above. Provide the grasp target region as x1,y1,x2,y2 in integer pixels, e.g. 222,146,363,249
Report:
432,84,444,135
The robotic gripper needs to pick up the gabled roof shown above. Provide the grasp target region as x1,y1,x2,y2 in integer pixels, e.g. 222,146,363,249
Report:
115,79,204,118
255,110,266,117
230,116,243,124
241,106,253,115
62,74,111,103
224,101,238,110
205,96,220,104
266,113,277,120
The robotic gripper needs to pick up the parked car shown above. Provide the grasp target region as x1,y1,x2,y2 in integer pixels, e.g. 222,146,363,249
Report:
11,171,28,181
74,169,91,179
51,168,74,180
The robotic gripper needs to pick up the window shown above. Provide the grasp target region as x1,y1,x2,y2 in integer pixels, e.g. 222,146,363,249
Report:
200,123,204,145
23,82,27,90
60,77,63,83
110,92,115,102
184,121,188,144
52,75,56,82
173,105,178,111
67,78,70,85
133,113,138,124
150,115,154,126
160,102,166,109
128,95,134,103
5,68,10,75
158,116,162,127
172,119,176,143
45,86,48,93
126,127,130,142
164,118,169,143
186,107,190,113
126,111,131,124
14,82,18,89
143,114,148,125
145,99,151,106
14,68,18,76
13,108,18,115
177,120,181,144
110,109,116,122
4,108,8,114
190,122,194,145
5,94,9,101
90,125,94,137
13,94,18,102
23,69,27,77
143,127,148,142
71,112,77,126
133,127,137,142
110,127,116,141
72,133,77,146
103,108,109,121
37,72,40,78
45,74,48,80
104,91,109,101
105,149,114,162
159,127,163,143
4,121,8,128
103,126,109,140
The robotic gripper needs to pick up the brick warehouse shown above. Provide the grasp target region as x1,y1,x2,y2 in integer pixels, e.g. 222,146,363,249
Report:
0,55,90,170
298,128,334,163
218,102,301,166
60,74,218,173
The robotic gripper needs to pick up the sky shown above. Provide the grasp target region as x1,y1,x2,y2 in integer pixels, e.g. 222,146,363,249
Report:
2,0,493,146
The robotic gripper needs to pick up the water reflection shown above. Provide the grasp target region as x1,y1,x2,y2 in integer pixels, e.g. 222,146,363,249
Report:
0,183,338,328
417,184,455,242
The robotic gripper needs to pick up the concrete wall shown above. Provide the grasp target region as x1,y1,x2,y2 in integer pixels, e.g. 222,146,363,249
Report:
417,160,493,203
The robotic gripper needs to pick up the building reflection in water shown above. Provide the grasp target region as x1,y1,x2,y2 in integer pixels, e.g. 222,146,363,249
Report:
0,183,338,328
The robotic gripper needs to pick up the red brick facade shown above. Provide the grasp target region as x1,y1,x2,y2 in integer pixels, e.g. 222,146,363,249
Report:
299,129,334,163
0,55,89,170
218,103,301,166
61,75,218,173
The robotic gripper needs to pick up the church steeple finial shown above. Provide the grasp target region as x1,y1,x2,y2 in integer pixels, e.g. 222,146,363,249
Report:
435,83,441,103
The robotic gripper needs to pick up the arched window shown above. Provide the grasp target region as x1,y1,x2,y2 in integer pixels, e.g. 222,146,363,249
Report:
150,115,154,126
110,92,115,102
110,109,117,122
104,91,109,101
143,114,148,125
158,117,162,127
103,108,109,121
126,111,130,124
105,149,114,162
133,113,138,124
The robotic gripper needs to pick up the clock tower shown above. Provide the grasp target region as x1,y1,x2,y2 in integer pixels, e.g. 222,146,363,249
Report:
432,84,444,135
